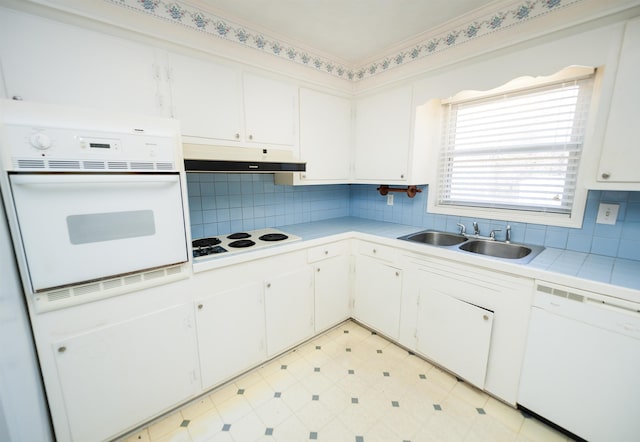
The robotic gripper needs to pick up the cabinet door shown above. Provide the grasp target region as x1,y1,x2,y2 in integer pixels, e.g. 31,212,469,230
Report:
265,267,314,356
314,255,351,332
195,283,266,390
598,18,640,184
168,52,242,142
299,89,351,182
416,289,494,389
53,304,199,442
354,85,412,182
354,255,402,339
0,11,161,116
243,73,297,147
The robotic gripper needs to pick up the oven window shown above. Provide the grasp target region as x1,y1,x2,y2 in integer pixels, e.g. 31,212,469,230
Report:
67,210,156,244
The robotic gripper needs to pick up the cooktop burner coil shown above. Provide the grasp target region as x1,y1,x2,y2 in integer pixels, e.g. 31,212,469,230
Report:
259,233,289,242
227,232,251,240
228,239,256,248
192,237,221,248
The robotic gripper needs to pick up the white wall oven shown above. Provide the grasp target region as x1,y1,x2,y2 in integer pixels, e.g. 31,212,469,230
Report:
0,100,190,312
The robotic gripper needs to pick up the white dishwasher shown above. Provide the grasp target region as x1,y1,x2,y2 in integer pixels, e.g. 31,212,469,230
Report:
518,282,640,442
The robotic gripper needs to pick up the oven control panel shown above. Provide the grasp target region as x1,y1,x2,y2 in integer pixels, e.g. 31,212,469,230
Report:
0,100,183,172
3,125,179,172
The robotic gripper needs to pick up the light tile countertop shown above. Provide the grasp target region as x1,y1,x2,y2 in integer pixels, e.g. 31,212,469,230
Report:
193,217,640,302
277,217,640,295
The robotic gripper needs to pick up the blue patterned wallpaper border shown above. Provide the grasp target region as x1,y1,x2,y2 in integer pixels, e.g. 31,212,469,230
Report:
106,0,583,81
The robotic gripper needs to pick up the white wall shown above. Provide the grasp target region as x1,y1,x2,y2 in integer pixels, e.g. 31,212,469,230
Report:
412,22,623,105
0,191,52,442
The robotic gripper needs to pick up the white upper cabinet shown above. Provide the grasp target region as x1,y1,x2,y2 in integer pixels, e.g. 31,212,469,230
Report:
354,85,417,183
298,88,351,182
168,54,298,150
594,17,640,188
243,72,298,147
275,88,352,185
0,11,162,116
168,52,243,142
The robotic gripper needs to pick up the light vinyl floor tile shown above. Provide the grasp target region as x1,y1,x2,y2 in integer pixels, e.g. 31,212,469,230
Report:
121,320,572,442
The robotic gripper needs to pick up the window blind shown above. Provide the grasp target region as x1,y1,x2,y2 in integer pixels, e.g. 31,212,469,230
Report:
438,75,594,214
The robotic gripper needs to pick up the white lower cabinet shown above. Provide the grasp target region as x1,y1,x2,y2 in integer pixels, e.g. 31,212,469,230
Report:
45,237,538,441
313,255,351,332
308,241,351,332
416,289,494,388
195,282,266,390
265,266,315,356
353,254,403,340
399,255,534,404
52,303,199,442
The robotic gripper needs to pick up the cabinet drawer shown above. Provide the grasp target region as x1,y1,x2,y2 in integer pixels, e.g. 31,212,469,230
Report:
357,241,396,262
307,241,348,263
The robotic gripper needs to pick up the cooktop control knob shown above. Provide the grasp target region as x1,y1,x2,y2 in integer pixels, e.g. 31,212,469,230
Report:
29,132,52,150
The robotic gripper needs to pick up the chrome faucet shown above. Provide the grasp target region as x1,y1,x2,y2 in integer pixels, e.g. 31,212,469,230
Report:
505,225,511,243
456,223,466,235
489,229,501,240
472,221,479,236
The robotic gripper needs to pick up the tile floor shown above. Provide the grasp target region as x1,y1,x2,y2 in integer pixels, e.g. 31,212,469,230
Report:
121,320,573,442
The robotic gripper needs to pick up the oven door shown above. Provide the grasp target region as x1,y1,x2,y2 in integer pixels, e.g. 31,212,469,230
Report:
9,173,188,292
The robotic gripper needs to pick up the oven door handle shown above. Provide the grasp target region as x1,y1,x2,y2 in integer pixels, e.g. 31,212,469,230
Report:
10,173,180,186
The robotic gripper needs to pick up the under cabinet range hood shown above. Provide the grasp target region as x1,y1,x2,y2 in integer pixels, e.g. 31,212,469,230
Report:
183,144,305,173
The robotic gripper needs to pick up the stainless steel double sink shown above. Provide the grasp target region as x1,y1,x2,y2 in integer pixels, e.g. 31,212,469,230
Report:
398,230,545,264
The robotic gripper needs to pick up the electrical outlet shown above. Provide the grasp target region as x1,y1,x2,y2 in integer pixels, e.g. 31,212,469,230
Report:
596,203,619,225
387,194,394,206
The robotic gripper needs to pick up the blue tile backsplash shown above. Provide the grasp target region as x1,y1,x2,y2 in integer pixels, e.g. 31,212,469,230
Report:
350,184,640,261
186,173,640,261
186,173,350,238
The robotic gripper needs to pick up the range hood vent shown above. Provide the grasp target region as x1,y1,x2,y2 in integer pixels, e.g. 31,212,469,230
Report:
182,144,305,173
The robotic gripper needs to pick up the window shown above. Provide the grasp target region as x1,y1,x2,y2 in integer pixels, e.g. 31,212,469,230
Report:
430,67,596,227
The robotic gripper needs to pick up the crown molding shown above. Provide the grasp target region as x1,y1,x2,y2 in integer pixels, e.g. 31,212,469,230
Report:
104,0,589,82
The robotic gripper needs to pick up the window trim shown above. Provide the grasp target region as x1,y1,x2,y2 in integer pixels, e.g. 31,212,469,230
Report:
427,66,598,229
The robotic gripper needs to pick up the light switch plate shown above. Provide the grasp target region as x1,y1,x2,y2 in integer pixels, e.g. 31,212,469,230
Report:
387,194,394,206
596,203,619,225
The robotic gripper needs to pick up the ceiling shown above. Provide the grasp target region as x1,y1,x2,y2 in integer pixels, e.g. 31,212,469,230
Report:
198,0,497,64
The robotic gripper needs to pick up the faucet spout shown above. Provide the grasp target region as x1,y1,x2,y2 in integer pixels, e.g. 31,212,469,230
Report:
505,225,511,243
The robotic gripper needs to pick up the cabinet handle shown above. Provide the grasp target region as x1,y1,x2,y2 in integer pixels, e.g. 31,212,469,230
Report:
395,271,400,277
12,95,23,101
58,346,67,353
198,304,203,310
400,174,405,179
266,283,271,288
372,249,377,254
317,267,321,272
324,250,328,255
302,174,306,179
235,133,240,139
601,172,611,179
483,314,489,321
248,134,253,140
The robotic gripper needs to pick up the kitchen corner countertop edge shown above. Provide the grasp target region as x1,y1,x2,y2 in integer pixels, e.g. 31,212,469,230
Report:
192,217,640,303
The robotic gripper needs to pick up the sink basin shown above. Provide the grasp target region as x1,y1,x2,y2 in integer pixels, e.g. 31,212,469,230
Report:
398,229,545,264
459,240,544,262
398,230,468,247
